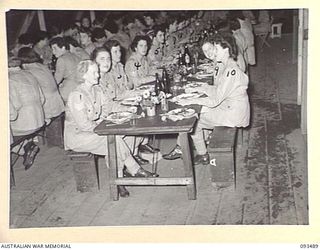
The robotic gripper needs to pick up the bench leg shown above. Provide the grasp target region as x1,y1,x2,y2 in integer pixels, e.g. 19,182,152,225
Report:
179,132,196,200
107,135,119,201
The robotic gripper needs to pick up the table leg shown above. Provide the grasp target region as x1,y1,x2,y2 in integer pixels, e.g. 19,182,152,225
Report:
179,132,196,200
107,135,119,201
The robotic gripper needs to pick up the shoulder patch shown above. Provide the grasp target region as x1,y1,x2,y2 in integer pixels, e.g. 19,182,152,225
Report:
72,92,85,110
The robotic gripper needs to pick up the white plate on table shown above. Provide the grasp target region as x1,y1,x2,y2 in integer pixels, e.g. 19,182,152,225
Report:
197,63,214,70
195,72,214,78
105,111,133,124
136,85,153,91
185,81,207,88
167,108,196,118
175,93,202,100
120,97,139,106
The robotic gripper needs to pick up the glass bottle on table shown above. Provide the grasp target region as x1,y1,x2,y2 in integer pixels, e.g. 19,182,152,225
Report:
162,69,169,93
154,73,161,96
183,44,191,68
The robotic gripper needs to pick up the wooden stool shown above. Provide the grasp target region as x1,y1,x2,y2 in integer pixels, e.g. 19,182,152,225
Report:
66,150,100,192
270,23,283,39
207,127,238,189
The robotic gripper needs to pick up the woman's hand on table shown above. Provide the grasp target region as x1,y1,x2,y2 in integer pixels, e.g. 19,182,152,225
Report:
185,85,208,94
176,98,195,106
128,106,138,114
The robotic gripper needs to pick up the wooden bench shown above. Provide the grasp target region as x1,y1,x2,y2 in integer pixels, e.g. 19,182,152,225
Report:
66,150,101,192
207,126,238,189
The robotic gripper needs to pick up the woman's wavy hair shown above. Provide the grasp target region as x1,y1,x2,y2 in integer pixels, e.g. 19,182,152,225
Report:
90,46,111,62
76,60,97,83
130,35,151,52
18,47,42,64
209,31,238,61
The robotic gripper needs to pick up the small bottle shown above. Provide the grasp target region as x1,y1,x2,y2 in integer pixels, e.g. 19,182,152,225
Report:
155,73,161,95
183,44,191,67
161,96,168,111
162,69,168,93
178,52,184,66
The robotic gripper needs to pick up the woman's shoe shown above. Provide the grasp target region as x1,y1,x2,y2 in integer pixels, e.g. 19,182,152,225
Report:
194,153,210,165
162,145,182,160
135,167,159,177
134,155,150,165
118,185,130,198
139,144,160,153
23,142,40,170
123,166,159,178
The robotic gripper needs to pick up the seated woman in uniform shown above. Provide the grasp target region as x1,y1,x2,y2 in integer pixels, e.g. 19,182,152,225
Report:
163,33,250,164
147,25,166,68
104,39,133,97
9,56,45,170
79,28,96,56
125,35,161,88
64,60,158,198
49,37,81,103
18,47,65,125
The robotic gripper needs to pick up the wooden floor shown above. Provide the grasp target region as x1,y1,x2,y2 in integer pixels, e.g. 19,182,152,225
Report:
9,34,308,227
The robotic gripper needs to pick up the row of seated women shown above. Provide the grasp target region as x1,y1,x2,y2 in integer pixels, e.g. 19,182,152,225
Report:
64,31,250,197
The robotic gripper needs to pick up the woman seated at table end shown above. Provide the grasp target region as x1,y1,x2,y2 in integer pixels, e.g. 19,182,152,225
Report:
64,60,158,198
163,32,250,165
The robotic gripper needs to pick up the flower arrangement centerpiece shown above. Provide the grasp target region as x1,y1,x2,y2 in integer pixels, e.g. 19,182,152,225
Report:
134,89,167,117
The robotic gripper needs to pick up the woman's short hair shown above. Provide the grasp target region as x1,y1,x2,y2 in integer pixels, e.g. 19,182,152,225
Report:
76,60,96,83
152,25,166,37
130,35,151,52
34,31,49,44
210,32,238,60
103,20,119,34
229,18,241,31
18,47,42,64
91,28,106,42
64,36,81,48
18,33,34,45
90,46,110,61
79,27,92,36
104,39,121,51
49,36,69,50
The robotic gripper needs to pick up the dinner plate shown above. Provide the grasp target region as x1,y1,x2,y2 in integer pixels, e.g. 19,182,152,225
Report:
195,72,214,78
175,93,202,100
185,81,206,88
197,63,214,70
120,97,139,106
105,111,133,124
167,108,196,118
136,85,154,91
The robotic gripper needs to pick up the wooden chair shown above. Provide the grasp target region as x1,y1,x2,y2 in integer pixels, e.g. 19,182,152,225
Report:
255,16,274,50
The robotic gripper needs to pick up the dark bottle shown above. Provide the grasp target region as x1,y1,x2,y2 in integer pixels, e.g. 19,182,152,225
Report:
162,69,169,93
155,73,162,95
183,44,191,67
178,52,184,66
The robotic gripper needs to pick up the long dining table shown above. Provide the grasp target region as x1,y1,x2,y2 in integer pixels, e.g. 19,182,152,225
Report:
94,102,200,201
